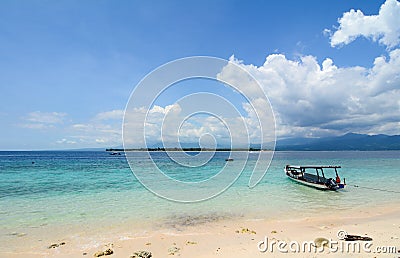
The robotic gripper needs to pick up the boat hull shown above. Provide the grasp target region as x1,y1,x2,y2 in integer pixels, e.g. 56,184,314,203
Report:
286,173,332,190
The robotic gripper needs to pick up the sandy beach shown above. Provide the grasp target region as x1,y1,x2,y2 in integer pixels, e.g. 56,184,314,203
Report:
2,202,399,258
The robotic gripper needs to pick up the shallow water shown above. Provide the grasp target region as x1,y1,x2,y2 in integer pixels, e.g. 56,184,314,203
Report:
1,150,399,234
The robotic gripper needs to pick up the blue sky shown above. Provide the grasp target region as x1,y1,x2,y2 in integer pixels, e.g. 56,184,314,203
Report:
1,0,399,150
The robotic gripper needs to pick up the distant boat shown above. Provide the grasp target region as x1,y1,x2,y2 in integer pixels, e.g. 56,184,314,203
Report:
225,158,234,161
109,152,121,156
285,165,345,191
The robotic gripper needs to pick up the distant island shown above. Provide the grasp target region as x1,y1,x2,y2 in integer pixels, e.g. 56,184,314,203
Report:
107,133,400,152
106,147,265,152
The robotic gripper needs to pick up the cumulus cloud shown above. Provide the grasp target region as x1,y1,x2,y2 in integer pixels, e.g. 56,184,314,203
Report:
66,51,399,147
123,103,263,148
218,51,400,138
329,0,400,48
123,49,399,144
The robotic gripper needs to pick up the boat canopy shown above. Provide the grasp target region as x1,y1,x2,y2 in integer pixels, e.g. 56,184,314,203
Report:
286,165,341,169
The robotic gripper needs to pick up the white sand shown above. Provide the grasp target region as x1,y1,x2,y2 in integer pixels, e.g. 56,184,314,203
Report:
2,203,399,258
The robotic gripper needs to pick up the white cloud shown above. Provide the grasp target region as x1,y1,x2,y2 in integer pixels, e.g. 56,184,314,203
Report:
123,45,399,145
124,104,186,147
123,103,259,148
94,110,125,121
56,138,76,144
21,111,67,129
26,111,67,124
69,110,124,147
52,52,399,147
329,0,400,48
49,110,127,147
219,51,400,137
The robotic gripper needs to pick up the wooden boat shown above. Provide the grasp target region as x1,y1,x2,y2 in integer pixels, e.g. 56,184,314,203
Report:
285,165,345,190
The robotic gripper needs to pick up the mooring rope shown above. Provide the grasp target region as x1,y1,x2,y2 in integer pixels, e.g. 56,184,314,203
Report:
351,184,400,194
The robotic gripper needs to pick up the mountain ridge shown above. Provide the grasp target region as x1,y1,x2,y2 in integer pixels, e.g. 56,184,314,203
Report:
276,133,400,151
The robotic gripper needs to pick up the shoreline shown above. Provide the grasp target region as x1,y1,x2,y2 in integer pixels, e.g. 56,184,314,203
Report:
2,202,399,257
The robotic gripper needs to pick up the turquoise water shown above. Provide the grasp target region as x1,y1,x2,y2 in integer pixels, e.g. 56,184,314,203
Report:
1,151,399,234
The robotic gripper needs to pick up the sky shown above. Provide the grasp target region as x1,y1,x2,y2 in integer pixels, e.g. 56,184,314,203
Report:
0,0,399,150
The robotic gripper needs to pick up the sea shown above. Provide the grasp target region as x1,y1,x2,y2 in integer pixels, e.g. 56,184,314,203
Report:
1,150,399,248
